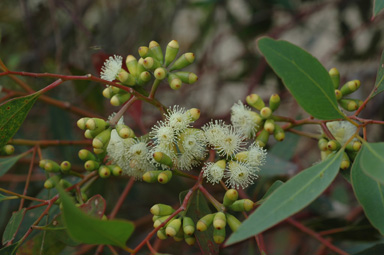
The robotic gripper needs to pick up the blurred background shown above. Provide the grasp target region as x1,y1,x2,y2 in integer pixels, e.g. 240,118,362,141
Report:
1,0,384,254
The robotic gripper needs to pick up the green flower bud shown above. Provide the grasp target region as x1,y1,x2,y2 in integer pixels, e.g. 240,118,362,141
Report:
77,117,90,130
143,57,160,70
154,67,167,80
138,46,149,58
39,159,48,168
329,68,340,89
184,233,195,245
327,140,341,151
149,41,164,64
213,227,226,244
85,118,107,131
44,160,61,172
152,215,161,222
126,55,138,77
173,225,184,242
318,138,329,151
213,212,226,230
335,89,342,100
183,217,195,235
109,165,123,176
165,40,179,67
340,152,351,170
116,124,135,139
59,179,72,189
174,71,198,84
226,213,241,232
158,170,172,184
99,165,111,178
339,98,358,111
139,71,151,83
340,80,361,96
78,149,96,161
110,92,131,106
166,218,182,237
260,107,272,119
93,147,105,155
196,213,214,232
255,129,270,147
153,215,171,228
137,58,146,74
346,141,362,151
60,161,71,172
229,199,254,212
84,160,100,171
44,176,60,189
92,128,112,149
143,170,163,183
157,228,167,240
168,73,183,90
188,108,201,121
223,189,238,207
264,119,275,134
273,124,285,141
2,145,15,155
169,53,195,71
102,87,115,99
84,129,98,139
246,94,265,110
151,203,175,216
153,152,173,167
117,69,135,86
269,94,280,111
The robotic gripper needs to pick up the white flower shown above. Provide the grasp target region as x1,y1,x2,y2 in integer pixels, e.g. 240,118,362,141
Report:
176,129,207,170
225,161,258,189
150,121,176,147
203,160,226,184
231,101,259,138
326,121,357,145
244,142,267,168
100,55,123,82
126,139,155,179
165,105,193,134
106,130,135,170
202,120,228,146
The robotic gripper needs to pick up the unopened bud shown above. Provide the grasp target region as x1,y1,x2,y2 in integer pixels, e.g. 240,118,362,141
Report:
168,73,183,90
102,87,115,99
44,160,61,172
116,124,135,139
246,94,265,110
226,213,241,232
329,68,340,89
165,40,179,67
44,176,60,189
143,57,160,70
2,145,15,155
166,218,181,237
157,228,167,240
78,149,96,161
169,53,195,71
110,92,131,106
174,71,198,84
223,189,238,207
154,67,167,80
339,98,358,112
346,141,362,151
85,118,107,131
340,80,361,96
99,165,111,178
92,128,112,149
340,152,351,170
183,217,195,235
189,108,201,121
84,160,99,171
77,117,90,130
138,46,149,58
109,165,123,176
318,138,329,151
153,152,173,167
126,55,138,77
264,119,275,134
139,71,151,83
197,214,214,232
269,94,280,111
143,170,163,183
184,234,195,245
158,170,172,184
327,140,341,151
151,204,175,216
273,124,285,141
213,212,226,230
255,129,270,147
149,41,164,64
117,69,135,86
229,199,254,212
60,161,71,172
260,107,272,119
335,89,342,100
213,227,226,244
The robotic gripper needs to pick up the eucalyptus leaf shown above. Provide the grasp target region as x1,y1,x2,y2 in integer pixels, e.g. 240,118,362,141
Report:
226,150,343,245
2,208,26,245
373,0,384,17
371,50,384,98
258,37,344,120
359,143,384,184
0,151,30,177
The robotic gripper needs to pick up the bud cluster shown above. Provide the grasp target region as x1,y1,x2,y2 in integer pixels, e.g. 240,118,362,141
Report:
78,149,123,178
39,159,74,189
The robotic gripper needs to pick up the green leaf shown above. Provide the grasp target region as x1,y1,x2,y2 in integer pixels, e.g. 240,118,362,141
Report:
0,194,15,202
373,0,384,17
258,180,284,204
359,143,384,184
351,150,384,235
226,150,343,245
0,93,40,148
371,50,384,98
257,37,344,120
353,243,384,255
261,153,298,177
57,185,134,248
2,208,26,245
0,151,30,177
0,241,20,255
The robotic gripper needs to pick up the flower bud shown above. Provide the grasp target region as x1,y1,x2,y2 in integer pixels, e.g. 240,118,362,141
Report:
168,73,183,90
223,189,238,207
44,175,60,189
143,170,163,183
117,69,135,86
174,71,198,84
226,213,241,232
126,55,138,77
102,87,115,99
346,141,362,151
196,214,214,231
340,152,351,170
149,41,164,64
78,149,96,161
94,147,105,155
166,218,182,237
99,165,111,178
44,160,61,172
2,145,15,155
264,119,275,134
188,108,201,121
157,228,167,240
116,124,135,139
318,138,329,151
60,161,71,172
153,152,173,167
39,159,48,168
260,107,272,119
139,71,151,83
77,117,90,130
109,165,123,176
339,98,358,111
110,92,131,106
335,89,342,100
151,204,175,216
327,140,341,151
165,40,179,67
273,124,285,141
153,215,171,228
137,58,146,74
173,225,184,242
92,128,112,149
154,67,167,80
184,233,195,245
84,160,99,171
183,217,195,235
158,170,172,184
229,199,254,212
269,94,280,111
246,94,265,110
84,129,100,139
255,129,269,147
340,80,361,96
143,57,160,70
169,53,195,71
213,227,226,244
329,68,340,89
59,179,72,189
138,46,149,58
213,212,226,230
85,118,107,131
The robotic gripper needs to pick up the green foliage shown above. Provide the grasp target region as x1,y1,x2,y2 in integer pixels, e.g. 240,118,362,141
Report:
359,143,384,184
374,0,384,17
2,208,25,245
0,151,29,177
257,37,344,120
372,50,384,98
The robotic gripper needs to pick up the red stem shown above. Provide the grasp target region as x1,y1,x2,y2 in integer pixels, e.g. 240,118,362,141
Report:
19,146,37,210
